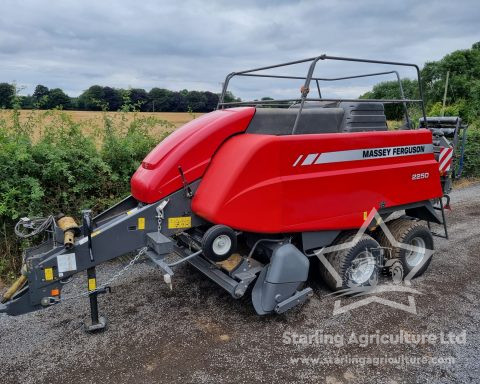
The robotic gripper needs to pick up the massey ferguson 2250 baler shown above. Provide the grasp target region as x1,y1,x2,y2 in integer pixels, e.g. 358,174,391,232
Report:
0,55,465,331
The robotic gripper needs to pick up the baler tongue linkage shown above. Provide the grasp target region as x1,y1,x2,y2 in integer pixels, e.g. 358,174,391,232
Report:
1,211,114,331
1,180,313,328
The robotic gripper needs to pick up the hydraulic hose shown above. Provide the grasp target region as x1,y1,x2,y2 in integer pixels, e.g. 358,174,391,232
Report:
3,214,79,305
14,216,55,238
6,216,56,304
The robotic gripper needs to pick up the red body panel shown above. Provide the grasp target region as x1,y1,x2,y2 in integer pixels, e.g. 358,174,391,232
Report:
131,107,255,203
192,130,443,233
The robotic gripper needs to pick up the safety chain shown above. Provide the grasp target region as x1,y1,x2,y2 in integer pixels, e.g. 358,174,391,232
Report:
156,199,169,232
61,247,147,302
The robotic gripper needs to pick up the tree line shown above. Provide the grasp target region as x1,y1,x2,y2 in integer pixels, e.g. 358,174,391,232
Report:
2,41,478,118
361,41,480,123
0,84,240,112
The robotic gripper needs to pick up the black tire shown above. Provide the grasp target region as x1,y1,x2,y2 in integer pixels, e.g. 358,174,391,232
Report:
202,225,237,262
319,232,381,291
375,218,434,279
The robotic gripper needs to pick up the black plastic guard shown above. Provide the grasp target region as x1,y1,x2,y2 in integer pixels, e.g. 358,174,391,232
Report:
405,201,442,224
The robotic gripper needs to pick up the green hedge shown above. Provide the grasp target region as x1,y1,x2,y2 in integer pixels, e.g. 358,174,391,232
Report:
0,109,172,279
462,125,480,178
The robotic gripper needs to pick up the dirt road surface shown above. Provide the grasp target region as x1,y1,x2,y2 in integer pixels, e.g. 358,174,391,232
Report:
1,183,479,384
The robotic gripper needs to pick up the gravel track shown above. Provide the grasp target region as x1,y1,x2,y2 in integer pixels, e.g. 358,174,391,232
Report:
1,183,479,384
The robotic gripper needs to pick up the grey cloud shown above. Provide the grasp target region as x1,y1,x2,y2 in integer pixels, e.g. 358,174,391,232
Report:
0,0,478,100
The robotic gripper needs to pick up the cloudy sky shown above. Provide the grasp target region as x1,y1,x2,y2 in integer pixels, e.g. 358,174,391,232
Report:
0,0,478,100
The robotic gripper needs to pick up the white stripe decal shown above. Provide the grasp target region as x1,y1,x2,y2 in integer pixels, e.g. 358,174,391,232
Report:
293,155,303,167
439,150,453,172
312,144,434,165
301,153,319,166
439,148,448,163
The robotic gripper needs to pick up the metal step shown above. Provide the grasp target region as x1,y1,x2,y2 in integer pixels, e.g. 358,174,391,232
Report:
428,196,449,239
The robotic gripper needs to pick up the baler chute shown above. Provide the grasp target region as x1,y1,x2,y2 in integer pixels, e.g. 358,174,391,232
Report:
1,54,462,330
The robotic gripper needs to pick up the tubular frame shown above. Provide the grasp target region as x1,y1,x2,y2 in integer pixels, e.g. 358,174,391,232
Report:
217,54,426,133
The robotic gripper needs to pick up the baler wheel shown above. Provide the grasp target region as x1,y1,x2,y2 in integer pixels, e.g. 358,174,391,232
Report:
202,225,237,262
319,232,381,291
376,218,434,279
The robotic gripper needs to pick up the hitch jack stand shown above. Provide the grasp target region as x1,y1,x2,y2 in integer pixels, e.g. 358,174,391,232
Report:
82,210,108,332
85,267,109,332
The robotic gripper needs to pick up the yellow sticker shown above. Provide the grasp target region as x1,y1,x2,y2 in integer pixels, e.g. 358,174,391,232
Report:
168,216,192,229
137,217,145,230
363,211,368,221
88,278,96,291
44,267,54,281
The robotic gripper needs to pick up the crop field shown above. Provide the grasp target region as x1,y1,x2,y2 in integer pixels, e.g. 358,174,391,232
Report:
0,110,200,142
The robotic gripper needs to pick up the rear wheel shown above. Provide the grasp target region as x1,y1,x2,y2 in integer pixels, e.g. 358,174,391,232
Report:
376,218,434,279
319,232,381,291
